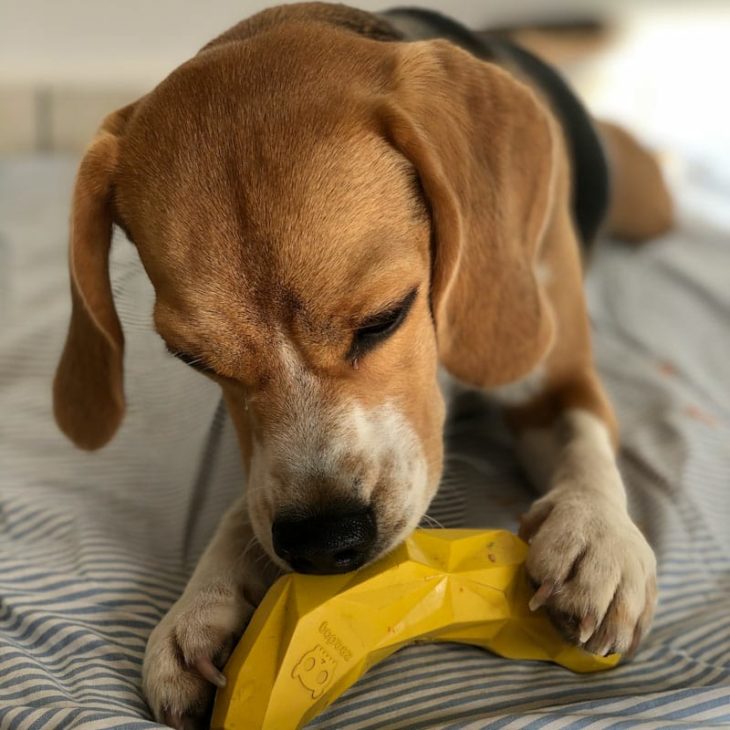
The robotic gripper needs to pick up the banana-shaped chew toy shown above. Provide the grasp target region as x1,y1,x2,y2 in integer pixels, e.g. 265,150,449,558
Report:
212,529,619,730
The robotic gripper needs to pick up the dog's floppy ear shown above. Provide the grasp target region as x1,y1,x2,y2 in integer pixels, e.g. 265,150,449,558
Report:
380,41,557,388
53,107,132,450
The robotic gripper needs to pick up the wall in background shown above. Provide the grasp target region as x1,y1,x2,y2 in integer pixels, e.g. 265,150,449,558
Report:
1,0,724,154
0,0,652,86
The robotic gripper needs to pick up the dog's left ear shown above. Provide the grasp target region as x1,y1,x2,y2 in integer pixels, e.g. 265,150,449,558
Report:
380,40,557,387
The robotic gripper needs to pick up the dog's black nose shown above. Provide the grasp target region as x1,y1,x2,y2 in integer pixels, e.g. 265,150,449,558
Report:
272,507,376,574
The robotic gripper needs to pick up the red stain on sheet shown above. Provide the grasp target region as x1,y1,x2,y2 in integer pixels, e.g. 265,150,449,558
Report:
683,404,718,427
658,360,678,377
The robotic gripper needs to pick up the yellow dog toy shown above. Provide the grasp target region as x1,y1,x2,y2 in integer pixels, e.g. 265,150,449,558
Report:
212,529,619,729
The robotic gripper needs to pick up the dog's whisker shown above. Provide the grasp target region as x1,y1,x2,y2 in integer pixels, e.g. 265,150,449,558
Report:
421,514,445,529
241,536,259,563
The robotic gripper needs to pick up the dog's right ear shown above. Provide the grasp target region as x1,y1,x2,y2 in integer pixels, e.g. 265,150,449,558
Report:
53,107,133,450
378,41,556,389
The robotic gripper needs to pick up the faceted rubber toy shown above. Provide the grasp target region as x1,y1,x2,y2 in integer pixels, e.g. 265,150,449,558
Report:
211,529,619,729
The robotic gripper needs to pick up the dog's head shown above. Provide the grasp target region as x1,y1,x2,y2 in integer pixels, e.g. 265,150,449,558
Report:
54,16,556,573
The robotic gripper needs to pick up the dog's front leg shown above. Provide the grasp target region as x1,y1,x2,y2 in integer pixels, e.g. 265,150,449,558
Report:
142,496,277,728
501,372,657,657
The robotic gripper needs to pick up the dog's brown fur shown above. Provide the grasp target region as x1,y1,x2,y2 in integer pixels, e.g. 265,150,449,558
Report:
53,4,671,725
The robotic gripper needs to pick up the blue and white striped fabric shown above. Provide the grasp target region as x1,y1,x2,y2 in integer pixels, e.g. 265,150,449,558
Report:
1,147,729,730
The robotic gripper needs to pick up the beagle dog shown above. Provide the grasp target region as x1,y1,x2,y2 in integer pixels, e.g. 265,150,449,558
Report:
52,3,673,726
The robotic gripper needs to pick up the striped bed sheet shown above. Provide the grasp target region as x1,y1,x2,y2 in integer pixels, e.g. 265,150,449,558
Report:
0,148,729,730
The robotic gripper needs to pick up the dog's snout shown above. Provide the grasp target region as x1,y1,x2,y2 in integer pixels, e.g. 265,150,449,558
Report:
272,507,376,574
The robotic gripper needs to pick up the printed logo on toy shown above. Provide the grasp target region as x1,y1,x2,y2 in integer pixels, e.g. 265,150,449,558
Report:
291,645,338,699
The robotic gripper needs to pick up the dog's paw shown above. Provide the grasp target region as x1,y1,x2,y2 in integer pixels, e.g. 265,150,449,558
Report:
520,490,657,657
142,584,253,729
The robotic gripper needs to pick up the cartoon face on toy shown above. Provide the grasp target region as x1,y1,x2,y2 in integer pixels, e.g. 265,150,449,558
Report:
291,645,338,699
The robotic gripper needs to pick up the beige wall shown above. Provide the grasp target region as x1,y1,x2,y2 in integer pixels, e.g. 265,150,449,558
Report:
1,0,653,86
0,0,489,152
0,0,719,153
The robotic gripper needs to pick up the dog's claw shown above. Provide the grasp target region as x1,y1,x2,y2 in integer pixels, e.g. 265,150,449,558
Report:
193,655,227,688
528,581,555,611
579,615,597,644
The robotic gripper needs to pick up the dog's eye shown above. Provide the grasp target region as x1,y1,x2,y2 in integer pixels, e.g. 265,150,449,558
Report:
357,310,404,339
349,288,417,360
167,346,213,374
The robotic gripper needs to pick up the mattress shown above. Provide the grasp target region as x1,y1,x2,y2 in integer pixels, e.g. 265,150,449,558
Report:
1,138,729,729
